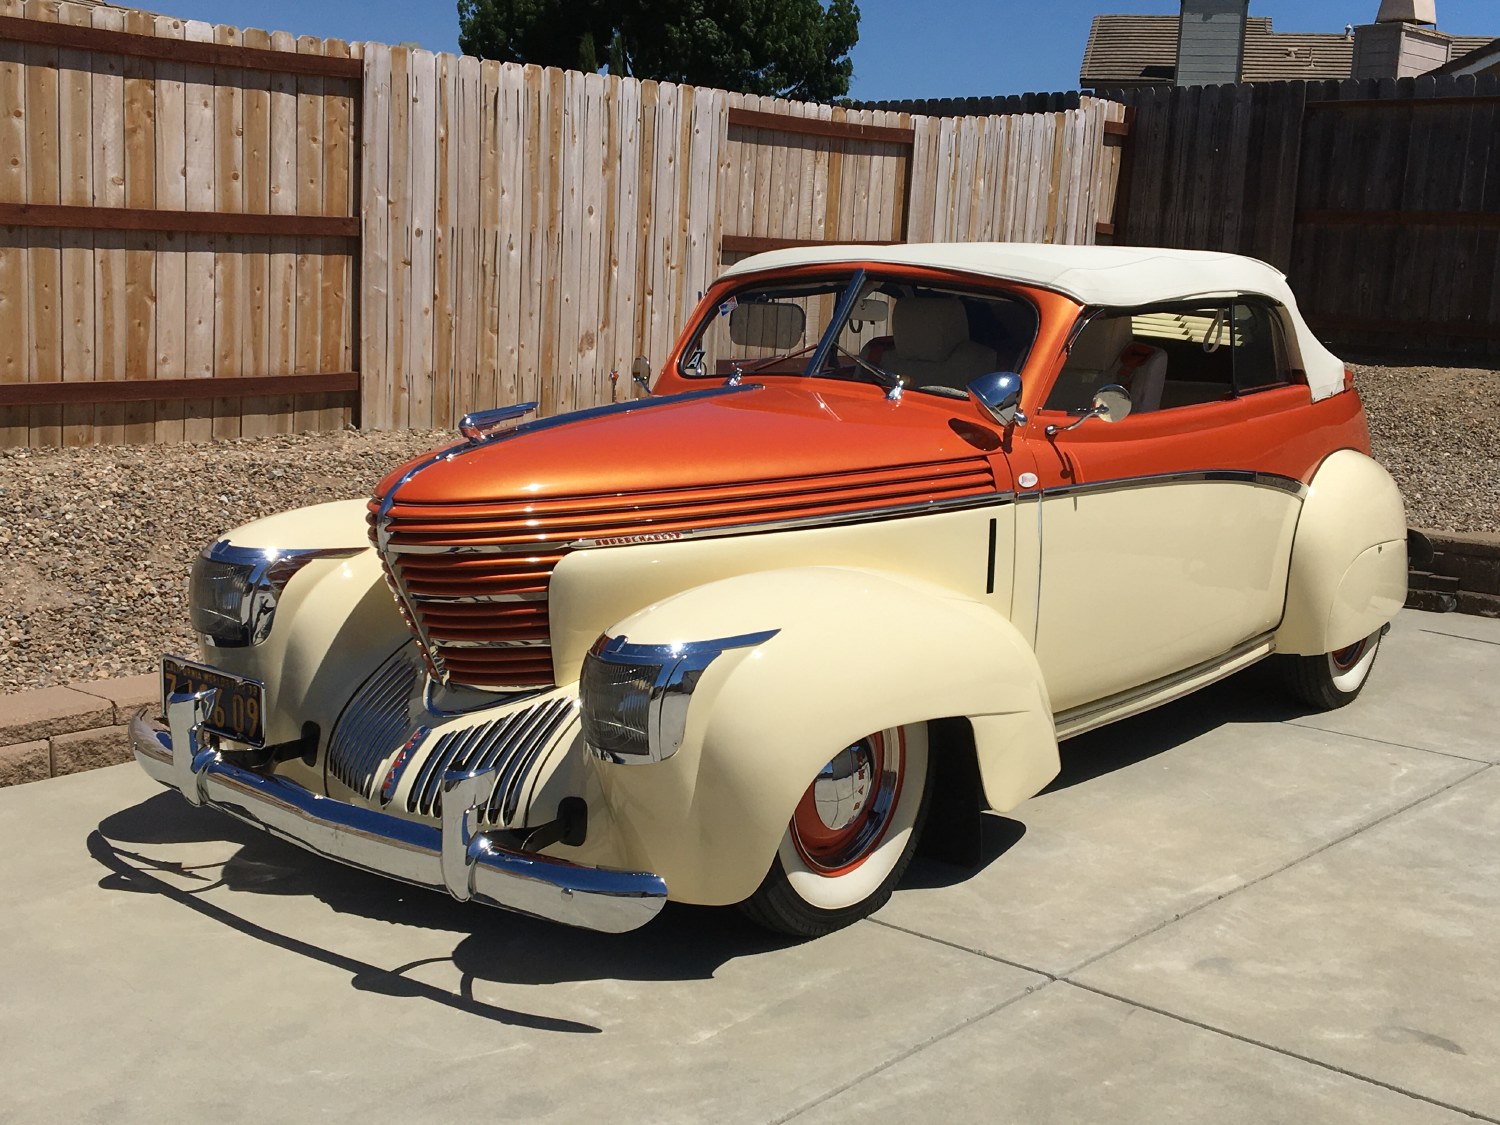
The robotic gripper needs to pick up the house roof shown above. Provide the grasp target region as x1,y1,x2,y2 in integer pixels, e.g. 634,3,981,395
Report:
1430,35,1500,76
1081,14,1493,86
718,242,1346,401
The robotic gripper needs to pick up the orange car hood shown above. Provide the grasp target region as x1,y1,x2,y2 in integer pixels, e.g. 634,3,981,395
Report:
374,383,1005,505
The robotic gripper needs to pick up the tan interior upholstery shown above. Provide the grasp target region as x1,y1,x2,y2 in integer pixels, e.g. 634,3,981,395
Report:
1053,314,1168,414
883,298,998,392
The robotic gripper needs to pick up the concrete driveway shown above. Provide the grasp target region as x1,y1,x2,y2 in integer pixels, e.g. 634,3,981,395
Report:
1,608,1495,1124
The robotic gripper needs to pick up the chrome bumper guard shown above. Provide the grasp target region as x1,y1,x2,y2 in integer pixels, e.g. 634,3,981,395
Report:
128,692,667,934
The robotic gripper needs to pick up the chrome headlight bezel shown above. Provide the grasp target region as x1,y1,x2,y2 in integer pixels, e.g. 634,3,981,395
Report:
580,629,779,765
189,541,360,648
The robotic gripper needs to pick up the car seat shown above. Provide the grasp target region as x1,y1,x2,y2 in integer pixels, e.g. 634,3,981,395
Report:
880,298,999,396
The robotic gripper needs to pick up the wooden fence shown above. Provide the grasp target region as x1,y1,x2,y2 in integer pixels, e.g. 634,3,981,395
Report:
1101,72,1500,356
0,4,1126,446
920,74,1500,360
357,46,1125,431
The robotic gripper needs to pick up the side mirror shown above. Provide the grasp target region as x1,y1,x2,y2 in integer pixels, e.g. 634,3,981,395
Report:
1046,383,1132,436
631,356,652,398
967,371,1026,427
1092,384,1132,423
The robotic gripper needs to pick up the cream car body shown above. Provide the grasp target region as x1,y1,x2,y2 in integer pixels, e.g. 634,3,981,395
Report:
132,244,1407,936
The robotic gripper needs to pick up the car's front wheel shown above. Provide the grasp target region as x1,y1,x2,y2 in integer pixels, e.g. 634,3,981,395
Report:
1276,627,1385,710
740,723,932,937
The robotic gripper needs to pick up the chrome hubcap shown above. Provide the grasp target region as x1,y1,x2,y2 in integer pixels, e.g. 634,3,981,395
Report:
791,730,905,875
813,742,876,831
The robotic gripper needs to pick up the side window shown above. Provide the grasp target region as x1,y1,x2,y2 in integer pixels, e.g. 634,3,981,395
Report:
1045,305,1235,414
1231,303,1295,393
1046,300,1299,416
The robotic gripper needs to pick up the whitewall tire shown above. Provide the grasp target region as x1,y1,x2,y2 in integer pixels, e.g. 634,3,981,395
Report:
1277,627,1384,710
740,723,932,937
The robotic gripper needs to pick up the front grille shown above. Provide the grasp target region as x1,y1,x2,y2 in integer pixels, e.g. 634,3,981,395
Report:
405,696,578,822
327,644,426,798
371,457,996,691
325,643,575,828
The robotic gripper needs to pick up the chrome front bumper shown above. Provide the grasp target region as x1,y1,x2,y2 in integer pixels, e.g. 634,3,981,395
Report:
128,693,668,933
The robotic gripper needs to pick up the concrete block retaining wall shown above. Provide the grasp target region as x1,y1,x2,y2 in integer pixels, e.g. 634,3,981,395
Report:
0,675,155,788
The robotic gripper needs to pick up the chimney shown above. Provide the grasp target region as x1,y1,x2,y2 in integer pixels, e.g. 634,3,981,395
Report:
1175,0,1249,86
1375,0,1436,25
1354,0,1449,78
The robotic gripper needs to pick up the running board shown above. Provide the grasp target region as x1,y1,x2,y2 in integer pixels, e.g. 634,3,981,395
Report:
1053,632,1276,742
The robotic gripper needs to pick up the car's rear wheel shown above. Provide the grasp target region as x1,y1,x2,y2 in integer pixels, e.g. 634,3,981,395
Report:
1276,627,1384,710
740,723,932,937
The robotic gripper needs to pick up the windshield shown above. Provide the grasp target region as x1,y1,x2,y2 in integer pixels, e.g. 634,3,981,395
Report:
678,271,1039,400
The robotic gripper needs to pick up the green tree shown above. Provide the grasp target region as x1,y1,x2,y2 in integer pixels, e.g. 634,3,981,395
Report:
457,0,860,102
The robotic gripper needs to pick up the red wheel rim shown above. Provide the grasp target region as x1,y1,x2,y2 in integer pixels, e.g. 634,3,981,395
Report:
790,729,905,877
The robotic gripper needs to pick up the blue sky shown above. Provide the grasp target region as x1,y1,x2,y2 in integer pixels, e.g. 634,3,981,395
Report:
137,0,1500,100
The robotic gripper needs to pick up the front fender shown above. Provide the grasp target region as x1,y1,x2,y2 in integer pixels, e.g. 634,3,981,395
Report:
580,566,1058,906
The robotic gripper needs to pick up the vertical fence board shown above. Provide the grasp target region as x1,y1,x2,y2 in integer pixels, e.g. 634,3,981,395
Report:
290,34,324,433
0,0,26,445
151,13,187,444
430,52,455,427
121,8,157,444
359,42,391,430
405,50,437,429
210,22,243,440
237,25,273,438
320,38,354,431
56,0,92,445
455,54,481,418
263,28,297,432
384,45,410,430
497,60,523,405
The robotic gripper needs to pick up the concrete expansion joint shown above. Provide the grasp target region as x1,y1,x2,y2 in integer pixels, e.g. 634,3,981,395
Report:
1064,980,1500,1125
1285,718,1493,764
1062,760,1493,981
770,980,1052,1125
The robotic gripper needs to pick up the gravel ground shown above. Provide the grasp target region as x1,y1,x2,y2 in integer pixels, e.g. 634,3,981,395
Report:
0,365,1493,695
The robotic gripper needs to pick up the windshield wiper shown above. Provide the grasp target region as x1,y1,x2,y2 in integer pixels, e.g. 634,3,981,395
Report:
834,343,905,401
725,341,823,383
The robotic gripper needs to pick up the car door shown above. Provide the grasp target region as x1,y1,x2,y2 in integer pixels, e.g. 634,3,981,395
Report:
1024,301,1309,715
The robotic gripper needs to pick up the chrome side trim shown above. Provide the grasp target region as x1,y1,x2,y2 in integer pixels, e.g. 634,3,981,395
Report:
1053,631,1276,741
133,698,666,934
1042,469,1308,502
383,490,1018,558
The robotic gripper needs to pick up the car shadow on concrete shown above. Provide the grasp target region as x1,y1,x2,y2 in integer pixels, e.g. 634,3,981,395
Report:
1044,663,1305,793
89,794,799,1031
86,663,1312,1026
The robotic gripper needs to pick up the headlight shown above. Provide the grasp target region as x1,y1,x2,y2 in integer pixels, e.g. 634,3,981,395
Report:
580,629,779,764
189,541,359,648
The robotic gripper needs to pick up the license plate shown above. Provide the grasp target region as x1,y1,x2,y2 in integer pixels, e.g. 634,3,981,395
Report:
161,656,266,748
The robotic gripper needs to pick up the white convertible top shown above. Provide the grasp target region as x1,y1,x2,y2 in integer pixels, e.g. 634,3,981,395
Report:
718,243,1347,401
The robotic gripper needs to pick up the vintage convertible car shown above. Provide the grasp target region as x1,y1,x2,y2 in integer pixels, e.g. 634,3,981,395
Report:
131,243,1407,937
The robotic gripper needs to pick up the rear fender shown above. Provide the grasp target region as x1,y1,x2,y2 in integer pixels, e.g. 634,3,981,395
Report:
1276,450,1407,656
581,566,1058,905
